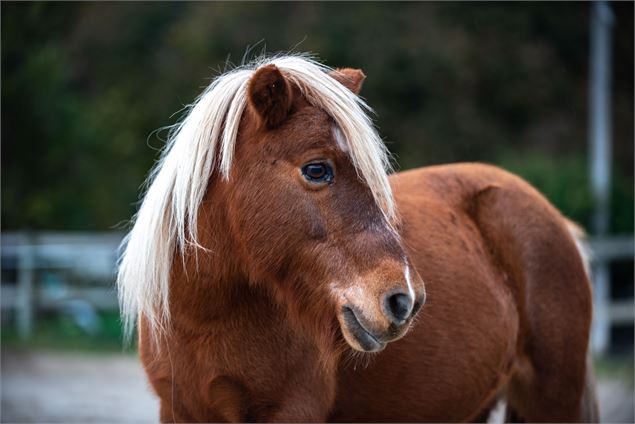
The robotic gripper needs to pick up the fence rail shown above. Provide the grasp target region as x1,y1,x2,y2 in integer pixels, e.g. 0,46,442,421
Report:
2,232,123,339
1,231,633,353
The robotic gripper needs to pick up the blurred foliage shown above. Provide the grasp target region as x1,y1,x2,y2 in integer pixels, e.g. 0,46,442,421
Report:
2,2,633,233
500,152,634,233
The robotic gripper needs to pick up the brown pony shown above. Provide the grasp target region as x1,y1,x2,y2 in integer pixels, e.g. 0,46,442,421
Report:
117,56,597,422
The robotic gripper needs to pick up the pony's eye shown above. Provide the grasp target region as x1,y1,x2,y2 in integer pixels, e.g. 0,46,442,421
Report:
302,162,334,184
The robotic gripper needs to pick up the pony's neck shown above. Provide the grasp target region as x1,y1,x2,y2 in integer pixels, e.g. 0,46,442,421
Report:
167,195,248,331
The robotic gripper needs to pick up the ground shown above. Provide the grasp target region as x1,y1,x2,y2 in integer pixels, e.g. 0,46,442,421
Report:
1,350,633,423
2,350,157,423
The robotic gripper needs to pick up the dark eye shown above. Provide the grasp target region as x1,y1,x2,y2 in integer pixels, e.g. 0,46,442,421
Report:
302,162,334,184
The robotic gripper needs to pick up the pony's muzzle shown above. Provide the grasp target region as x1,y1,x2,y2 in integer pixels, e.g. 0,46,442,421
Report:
339,289,424,352
341,306,387,352
334,263,426,352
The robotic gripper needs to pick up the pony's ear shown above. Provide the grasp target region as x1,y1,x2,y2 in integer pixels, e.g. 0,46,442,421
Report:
248,64,293,129
330,68,366,94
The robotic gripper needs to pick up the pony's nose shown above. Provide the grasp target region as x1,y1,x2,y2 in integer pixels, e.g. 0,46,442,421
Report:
384,291,414,325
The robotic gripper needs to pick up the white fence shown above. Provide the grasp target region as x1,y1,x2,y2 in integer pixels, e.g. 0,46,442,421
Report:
589,235,634,353
1,232,124,338
1,231,633,354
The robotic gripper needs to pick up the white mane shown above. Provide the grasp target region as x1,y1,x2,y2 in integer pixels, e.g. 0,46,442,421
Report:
117,55,395,340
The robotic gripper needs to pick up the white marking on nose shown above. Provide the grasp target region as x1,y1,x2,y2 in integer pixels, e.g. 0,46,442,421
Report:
404,264,415,302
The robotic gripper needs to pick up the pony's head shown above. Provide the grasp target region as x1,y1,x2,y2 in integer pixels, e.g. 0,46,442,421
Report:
118,55,425,353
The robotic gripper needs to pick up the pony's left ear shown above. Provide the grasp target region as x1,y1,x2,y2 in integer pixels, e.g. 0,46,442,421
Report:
330,68,366,94
248,64,293,129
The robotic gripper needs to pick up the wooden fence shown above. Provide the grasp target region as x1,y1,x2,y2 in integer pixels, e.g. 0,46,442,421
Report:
1,231,632,354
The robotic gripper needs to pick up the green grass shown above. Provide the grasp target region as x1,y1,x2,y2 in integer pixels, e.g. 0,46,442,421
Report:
594,355,634,387
1,310,137,352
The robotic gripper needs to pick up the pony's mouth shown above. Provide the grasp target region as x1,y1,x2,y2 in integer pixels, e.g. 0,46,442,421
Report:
340,306,387,352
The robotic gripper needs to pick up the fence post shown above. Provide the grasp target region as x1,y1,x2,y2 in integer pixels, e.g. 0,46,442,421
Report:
588,1,614,355
16,238,35,340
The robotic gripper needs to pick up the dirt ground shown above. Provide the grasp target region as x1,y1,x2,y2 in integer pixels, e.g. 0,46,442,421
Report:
2,350,633,423
2,350,158,423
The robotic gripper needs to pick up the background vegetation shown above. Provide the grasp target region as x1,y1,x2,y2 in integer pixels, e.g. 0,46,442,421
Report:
2,2,633,234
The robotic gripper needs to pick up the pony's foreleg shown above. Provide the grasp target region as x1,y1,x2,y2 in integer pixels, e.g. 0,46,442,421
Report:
268,404,330,423
265,378,335,423
158,399,192,423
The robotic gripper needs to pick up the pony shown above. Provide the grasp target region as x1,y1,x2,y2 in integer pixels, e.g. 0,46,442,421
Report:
117,55,597,422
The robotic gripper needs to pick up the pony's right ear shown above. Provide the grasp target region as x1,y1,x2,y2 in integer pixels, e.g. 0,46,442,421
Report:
248,64,293,129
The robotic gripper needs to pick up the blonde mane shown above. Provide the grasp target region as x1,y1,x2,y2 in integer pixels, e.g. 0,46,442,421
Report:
117,55,395,340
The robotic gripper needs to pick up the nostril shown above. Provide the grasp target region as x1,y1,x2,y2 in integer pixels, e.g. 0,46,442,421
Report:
385,292,413,324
